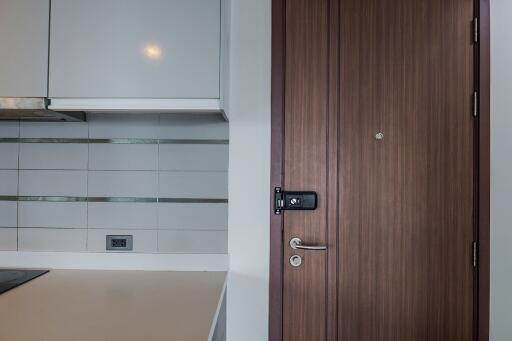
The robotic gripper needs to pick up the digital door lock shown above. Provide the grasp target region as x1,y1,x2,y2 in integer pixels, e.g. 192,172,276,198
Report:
274,187,317,214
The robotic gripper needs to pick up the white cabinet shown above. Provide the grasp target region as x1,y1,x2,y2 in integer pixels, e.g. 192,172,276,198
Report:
49,0,221,100
0,0,50,97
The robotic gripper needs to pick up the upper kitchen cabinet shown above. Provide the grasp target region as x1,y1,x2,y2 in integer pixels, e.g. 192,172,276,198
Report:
0,0,50,97
48,0,221,101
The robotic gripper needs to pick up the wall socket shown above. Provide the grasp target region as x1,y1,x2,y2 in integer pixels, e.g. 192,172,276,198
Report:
106,235,133,251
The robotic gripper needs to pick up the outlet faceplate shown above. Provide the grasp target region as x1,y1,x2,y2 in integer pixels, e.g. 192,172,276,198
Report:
106,235,133,251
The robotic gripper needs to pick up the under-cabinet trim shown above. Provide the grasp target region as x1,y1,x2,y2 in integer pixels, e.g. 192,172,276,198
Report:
48,98,223,113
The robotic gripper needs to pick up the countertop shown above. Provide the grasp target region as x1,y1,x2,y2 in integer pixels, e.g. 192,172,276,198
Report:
0,270,227,341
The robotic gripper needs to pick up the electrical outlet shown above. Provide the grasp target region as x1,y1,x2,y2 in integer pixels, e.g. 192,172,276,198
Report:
106,235,133,251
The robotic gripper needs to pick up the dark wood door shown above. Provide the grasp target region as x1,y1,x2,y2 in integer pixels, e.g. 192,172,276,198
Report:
281,0,476,340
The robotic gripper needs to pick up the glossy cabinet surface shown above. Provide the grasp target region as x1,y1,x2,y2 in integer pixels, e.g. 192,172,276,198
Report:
49,0,221,99
0,0,49,97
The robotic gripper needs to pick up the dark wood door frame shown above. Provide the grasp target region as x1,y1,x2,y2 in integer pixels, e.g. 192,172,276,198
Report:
268,0,491,340
475,1,490,340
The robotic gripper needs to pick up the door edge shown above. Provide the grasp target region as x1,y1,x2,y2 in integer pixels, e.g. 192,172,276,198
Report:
477,0,491,340
269,0,285,340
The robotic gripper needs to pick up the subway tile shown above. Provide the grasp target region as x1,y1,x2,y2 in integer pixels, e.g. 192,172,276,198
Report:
0,143,19,169
18,202,87,228
89,144,158,171
158,203,228,230
20,121,88,138
158,114,228,139
88,202,158,229
88,171,157,198
0,228,17,251
18,228,87,252
0,116,232,256
19,170,87,197
0,170,18,196
87,229,157,253
19,143,88,170
159,171,227,199
157,230,227,254
88,113,159,139
159,144,228,171
0,202,17,227
0,122,20,138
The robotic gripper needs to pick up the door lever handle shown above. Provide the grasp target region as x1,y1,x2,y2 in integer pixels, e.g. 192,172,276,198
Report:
289,237,327,251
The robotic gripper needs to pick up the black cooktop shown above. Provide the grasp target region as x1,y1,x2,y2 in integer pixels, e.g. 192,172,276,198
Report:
0,269,49,295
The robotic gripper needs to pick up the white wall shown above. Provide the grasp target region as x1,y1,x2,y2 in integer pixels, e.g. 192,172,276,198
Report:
490,1,512,340
226,0,271,340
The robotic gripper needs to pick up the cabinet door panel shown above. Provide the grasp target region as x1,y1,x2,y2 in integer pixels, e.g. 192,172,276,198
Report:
49,0,220,99
0,0,49,97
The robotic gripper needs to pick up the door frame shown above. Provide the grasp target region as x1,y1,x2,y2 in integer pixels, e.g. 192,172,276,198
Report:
268,0,491,340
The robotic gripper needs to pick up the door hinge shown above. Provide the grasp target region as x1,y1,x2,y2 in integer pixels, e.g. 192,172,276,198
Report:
473,18,479,44
473,241,479,268
473,91,479,117
274,187,317,215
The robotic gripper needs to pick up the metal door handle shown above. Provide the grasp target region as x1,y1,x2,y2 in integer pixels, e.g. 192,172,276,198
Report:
289,237,327,251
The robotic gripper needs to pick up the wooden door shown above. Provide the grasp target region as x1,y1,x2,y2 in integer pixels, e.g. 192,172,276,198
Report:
281,0,477,340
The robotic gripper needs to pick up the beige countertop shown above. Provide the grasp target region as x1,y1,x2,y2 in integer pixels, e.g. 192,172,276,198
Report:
0,270,227,341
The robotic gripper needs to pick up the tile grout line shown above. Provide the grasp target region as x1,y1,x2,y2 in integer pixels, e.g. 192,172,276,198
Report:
0,137,229,145
0,196,228,203
16,227,228,232
157,115,161,252
6,169,228,172
16,121,20,251
86,116,90,251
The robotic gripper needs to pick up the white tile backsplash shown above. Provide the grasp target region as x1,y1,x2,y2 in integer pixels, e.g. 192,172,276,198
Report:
88,171,157,198
159,171,228,198
0,228,17,251
158,203,228,230
0,202,17,227
0,170,18,195
19,170,87,197
157,230,227,254
19,202,87,228
0,122,20,138
159,114,228,139
88,113,159,138
89,144,158,171
18,228,87,252
20,121,88,138
0,143,19,169
19,143,88,170
87,229,158,253
88,202,158,229
0,115,228,254
159,144,229,171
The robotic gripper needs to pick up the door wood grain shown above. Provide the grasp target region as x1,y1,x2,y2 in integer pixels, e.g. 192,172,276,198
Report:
338,0,475,340
276,0,484,340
